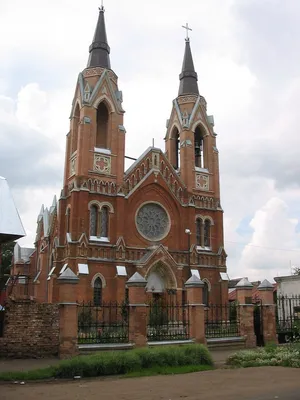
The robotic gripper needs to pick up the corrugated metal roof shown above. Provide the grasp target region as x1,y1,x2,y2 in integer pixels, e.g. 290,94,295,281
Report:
0,176,26,244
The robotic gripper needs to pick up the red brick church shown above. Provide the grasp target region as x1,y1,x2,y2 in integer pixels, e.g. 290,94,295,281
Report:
12,7,228,305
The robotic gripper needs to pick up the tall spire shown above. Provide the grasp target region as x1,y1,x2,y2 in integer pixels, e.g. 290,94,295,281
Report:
87,6,111,69
178,38,199,96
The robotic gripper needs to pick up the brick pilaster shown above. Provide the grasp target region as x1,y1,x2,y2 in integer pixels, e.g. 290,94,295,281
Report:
235,278,256,348
126,272,148,347
185,275,206,344
258,279,277,344
57,268,79,359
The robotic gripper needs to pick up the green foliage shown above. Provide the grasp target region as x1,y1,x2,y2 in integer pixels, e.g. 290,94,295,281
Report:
0,344,213,381
149,302,169,326
1,241,15,275
227,344,300,368
78,309,93,330
0,367,56,381
229,302,238,322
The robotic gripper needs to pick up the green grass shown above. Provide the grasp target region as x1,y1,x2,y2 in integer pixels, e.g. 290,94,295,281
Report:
0,344,213,381
124,364,214,378
0,366,56,381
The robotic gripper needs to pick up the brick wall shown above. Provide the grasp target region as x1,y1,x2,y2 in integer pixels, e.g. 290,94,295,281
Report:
0,299,59,358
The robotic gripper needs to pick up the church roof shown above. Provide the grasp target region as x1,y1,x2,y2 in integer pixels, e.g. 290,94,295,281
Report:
178,39,199,96
87,6,111,69
0,176,26,244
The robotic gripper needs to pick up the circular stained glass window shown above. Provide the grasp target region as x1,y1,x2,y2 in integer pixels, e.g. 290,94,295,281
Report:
136,203,170,241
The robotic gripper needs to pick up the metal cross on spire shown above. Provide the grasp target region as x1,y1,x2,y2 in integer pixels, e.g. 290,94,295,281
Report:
99,0,104,11
182,22,192,41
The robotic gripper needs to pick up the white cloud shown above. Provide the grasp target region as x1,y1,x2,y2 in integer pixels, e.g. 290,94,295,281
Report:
1,0,300,283
239,198,300,281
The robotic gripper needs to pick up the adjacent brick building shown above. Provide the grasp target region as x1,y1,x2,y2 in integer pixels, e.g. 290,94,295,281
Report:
11,7,228,305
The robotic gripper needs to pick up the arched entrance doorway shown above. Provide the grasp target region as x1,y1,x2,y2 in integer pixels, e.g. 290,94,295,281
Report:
145,261,177,302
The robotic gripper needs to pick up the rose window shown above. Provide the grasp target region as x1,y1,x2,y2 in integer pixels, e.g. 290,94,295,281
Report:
136,203,170,241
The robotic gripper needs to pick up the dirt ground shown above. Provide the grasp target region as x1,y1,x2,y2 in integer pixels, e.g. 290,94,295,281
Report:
2,367,300,400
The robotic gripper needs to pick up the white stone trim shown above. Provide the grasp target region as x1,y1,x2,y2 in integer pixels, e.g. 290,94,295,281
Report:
202,278,211,291
92,95,116,113
88,200,114,213
70,97,82,118
91,273,106,288
166,121,181,140
195,214,204,222
94,147,111,155
203,215,214,225
89,236,109,242
145,260,177,290
191,119,210,136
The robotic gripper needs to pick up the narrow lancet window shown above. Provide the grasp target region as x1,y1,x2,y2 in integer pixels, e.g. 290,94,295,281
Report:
96,102,109,148
90,205,98,236
194,126,204,168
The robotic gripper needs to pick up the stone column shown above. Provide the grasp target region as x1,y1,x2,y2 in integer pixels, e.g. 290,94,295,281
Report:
126,272,148,347
185,275,206,344
236,278,256,348
57,268,79,359
258,279,278,344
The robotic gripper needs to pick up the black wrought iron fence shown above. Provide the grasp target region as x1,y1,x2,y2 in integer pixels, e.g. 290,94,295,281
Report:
0,289,5,337
147,300,190,342
276,295,300,343
78,301,129,344
205,302,240,338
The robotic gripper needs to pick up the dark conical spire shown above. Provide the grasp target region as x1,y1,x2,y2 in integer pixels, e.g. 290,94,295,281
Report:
87,6,111,69
178,39,199,96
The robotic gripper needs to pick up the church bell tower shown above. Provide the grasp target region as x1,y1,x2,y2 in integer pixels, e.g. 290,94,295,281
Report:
60,6,126,243
63,6,126,191
165,27,221,204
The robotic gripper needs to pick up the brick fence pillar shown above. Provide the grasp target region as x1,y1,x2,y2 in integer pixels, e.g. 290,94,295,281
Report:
126,272,148,347
57,268,79,359
258,279,278,345
185,275,206,344
236,278,256,348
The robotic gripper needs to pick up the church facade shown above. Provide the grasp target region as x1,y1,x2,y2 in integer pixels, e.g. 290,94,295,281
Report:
12,7,228,305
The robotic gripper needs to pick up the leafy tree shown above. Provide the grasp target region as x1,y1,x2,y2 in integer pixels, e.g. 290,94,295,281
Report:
292,266,300,275
0,241,15,275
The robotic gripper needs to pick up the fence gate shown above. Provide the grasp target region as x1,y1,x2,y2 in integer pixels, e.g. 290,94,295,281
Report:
253,299,264,346
276,295,300,344
147,299,189,342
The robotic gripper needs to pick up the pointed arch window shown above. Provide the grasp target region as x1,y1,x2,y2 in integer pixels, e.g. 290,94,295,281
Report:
89,203,112,240
66,207,71,233
204,219,211,248
196,218,202,246
171,127,180,169
93,277,102,306
203,281,209,306
96,102,109,149
100,206,109,238
90,205,98,237
71,104,80,154
194,126,204,169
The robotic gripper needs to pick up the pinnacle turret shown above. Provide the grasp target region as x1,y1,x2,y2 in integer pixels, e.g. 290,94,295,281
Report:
87,6,111,69
178,38,199,96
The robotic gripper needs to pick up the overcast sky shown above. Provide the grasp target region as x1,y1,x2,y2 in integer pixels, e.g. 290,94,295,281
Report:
1,0,300,282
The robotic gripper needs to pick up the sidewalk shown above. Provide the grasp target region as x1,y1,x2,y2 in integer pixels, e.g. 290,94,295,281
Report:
0,348,239,373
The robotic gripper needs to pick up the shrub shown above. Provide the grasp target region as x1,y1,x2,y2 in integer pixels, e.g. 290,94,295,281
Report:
55,351,142,378
0,344,213,381
227,345,300,368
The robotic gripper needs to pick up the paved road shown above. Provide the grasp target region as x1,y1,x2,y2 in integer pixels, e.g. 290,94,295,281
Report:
2,367,300,400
